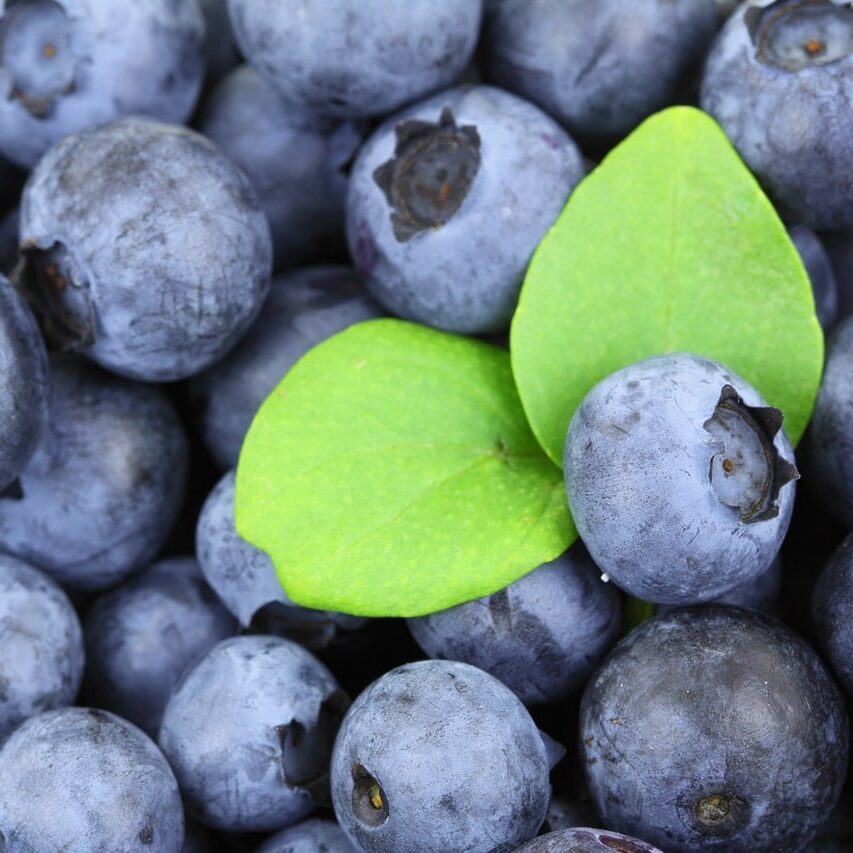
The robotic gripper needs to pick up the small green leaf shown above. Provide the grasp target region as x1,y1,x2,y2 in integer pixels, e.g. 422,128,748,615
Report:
511,106,823,465
235,318,574,617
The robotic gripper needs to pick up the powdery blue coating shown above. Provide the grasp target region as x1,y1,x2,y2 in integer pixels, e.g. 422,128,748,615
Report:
791,226,838,331
0,707,184,851
564,353,796,605
159,635,348,833
227,0,483,119
0,272,48,491
0,0,205,169
0,357,189,591
484,0,719,142
19,117,272,382
331,660,550,852
199,0,239,81
802,316,853,526
347,85,584,334
406,546,621,705
580,607,848,852
0,554,83,741
701,0,853,229
812,533,853,695
510,828,662,853
191,266,382,470
83,557,237,738
200,67,364,269
658,556,783,616
258,818,358,853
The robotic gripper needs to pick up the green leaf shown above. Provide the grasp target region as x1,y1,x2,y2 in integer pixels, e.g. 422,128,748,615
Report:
511,106,823,465
234,318,574,617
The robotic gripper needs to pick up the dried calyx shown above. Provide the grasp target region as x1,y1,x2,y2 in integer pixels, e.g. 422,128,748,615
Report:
351,763,389,827
373,106,481,243
746,0,853,71
0,0,78,118
703,385,799,523
12,242,95,349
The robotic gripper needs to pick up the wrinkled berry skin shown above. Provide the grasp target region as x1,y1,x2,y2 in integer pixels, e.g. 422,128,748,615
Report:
407,545,621,705
565,354,797,604
159,635,349,833
802,316,853,526
0,707,184,851
701,0,853,229
0,0,205,169
484,0,718,143
0,357,189,591
191,266,382,470
331,659,551,852
581,607,848,852
200,67,364,269
347,85,584,334
227,0,483,119
511,828,662,853
0,554,83,740
82,557,237,738
791,226,838,330
17,117,272,382
812,533,853,696
0,272,48,492
258,818,358,853
196,470,365,648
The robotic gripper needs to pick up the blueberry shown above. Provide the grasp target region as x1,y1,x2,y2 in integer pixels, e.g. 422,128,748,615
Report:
0,0,205,169
580,606,848,851
565,353,798,604
510,828,662,853
82,557,237,738
407,545,621,705
347,85,585,333
196,470,365,649
199,0,239,82
790,225,838,330
159,635,350,833
258,817,358,853
15,116,272,382
484,0,719,143
200,66,365,269
801,316,853,526
190,266,382,469
0,357,189,591
701,0,853,229
812,533,853,696
330,659,552,852
0,554,83,740
0,707,184,851
226,0,483,119
0,271,48,492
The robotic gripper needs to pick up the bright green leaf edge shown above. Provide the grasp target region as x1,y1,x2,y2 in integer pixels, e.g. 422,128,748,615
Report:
511,106,824,467
234,318,575,618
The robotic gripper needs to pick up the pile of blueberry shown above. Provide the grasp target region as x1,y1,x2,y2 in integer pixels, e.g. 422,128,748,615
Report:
1,1,853,851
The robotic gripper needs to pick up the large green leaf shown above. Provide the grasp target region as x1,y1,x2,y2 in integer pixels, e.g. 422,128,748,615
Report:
235,318,573,617
511,106,823,465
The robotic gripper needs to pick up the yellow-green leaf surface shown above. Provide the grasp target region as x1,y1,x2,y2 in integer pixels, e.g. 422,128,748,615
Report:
511,106,823,465
235,319,574,617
